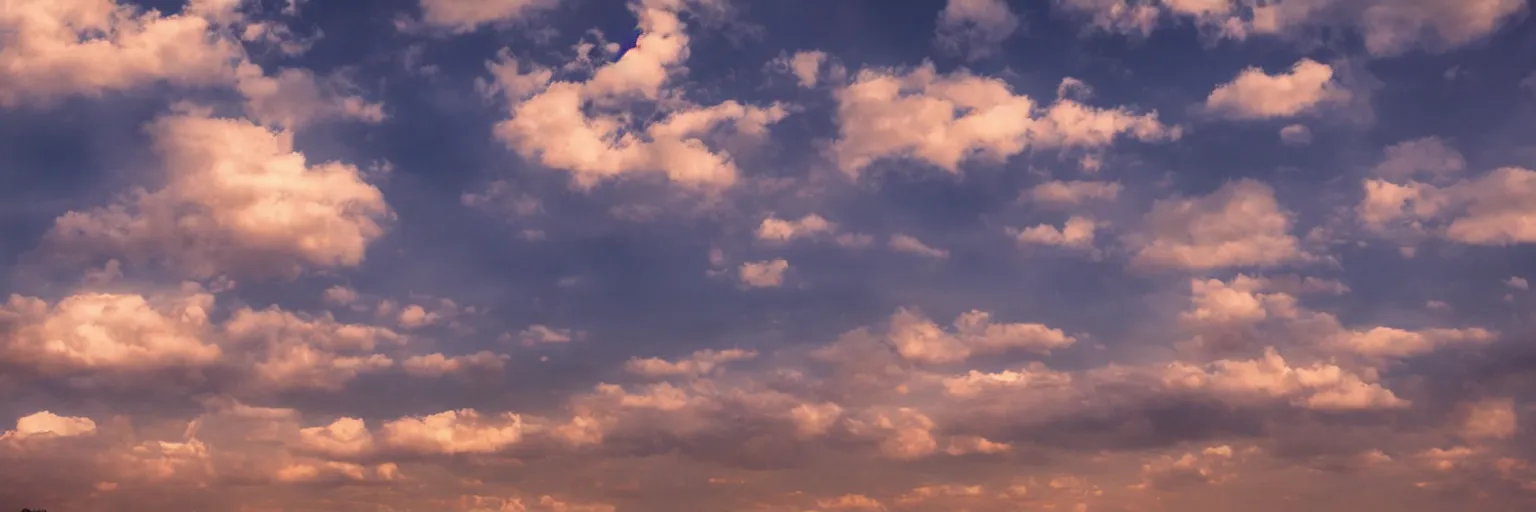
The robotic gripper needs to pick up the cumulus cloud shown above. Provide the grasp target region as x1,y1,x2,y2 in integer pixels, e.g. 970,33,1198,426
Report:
1026,180,1123,209
0,0,241,106
889,234,950,259
1058,0,1528,56
770,50,837,88
380,409,526,455
0,285,221,373
886,307,1075,365
832,62,1178,175
739,259,789,288
416,0,559,32
757,214,836,243
1460,398,1518,440
1012,216,1098,250
1130,179,1308,271
45,113,392,279
1279,124,1312,145
1204,59,1350,120
513,324,576,345
625,348,757,378
934,0,1022,61
1356,161,1536,246
1374,137,1466,182
2,412,98,440
486,0,789,189
1164,347,1409,410
223,306,401,390
234,64,386,129
402,351,510,377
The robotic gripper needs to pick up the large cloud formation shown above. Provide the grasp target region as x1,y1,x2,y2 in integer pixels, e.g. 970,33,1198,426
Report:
2,0,1535,511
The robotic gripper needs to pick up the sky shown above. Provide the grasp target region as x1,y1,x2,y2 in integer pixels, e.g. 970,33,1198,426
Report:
2,0,1536,510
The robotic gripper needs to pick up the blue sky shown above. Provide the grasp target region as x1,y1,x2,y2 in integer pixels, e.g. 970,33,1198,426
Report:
3,0,1536,510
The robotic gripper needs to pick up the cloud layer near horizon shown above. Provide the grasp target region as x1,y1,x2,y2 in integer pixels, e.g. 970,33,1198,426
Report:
3,0,1536,511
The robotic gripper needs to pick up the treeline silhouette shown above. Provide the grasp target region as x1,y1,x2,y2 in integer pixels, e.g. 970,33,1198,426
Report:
21,508,47,512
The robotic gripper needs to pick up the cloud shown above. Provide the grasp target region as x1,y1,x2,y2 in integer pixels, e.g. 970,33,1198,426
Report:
757,214,836,243
1204,59,1350,120
625,348,758,378
234,65,386,129
485,0,788,189
889,234,949,259
934,0,1022,61
379,409,526,455
1026,180,1123,209
222,306,401,390
416,0,559,32
1357,164,1536,246
1374,137,1466,182
1279,124,1312,145
1012,216,1098,250
1058,0,1527,56
771,50,834,88
402,351,510,378
1130,179,1308,272
0,0,241,106
45,113,392,279
832,62,1178,175
513,324,576,345
0,285,221,374
1460,398,1517,441
739,259,789,288
1164,347,1410,410
886,307,1075,365
2,412,98,440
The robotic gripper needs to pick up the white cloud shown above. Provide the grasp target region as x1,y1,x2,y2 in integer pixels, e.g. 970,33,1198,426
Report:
46,113,392,279
934,0,1022,61
486,0,787,189
784,50,830,88
1059,0,1527,56
1130,179,1308,271
757,214,836,243
1027,180,1123,209
1460,398,1517,440
380,409,525,455
223,307,401,390
1279,124,1312,145
1335,326,1495,359
234,64,386,129
624,348,757,378
0,286,221,373
2,411,98,440
1442,168,1536,245
417,0,559,32
889,234,949,259
1373,137,1466,181
1204,59,1350,120
1013,216,1097,250
513,324,575,345
296,417,375,458
402,351,510,377
322,286,359,306
739,259,789,288
0,0,241,106
1182,275,1298,326
887,307,1075,365
1164,347,1409,410
832,62,1177,175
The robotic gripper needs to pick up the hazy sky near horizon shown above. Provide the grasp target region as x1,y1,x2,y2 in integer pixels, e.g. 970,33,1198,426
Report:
4,0,1536,510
